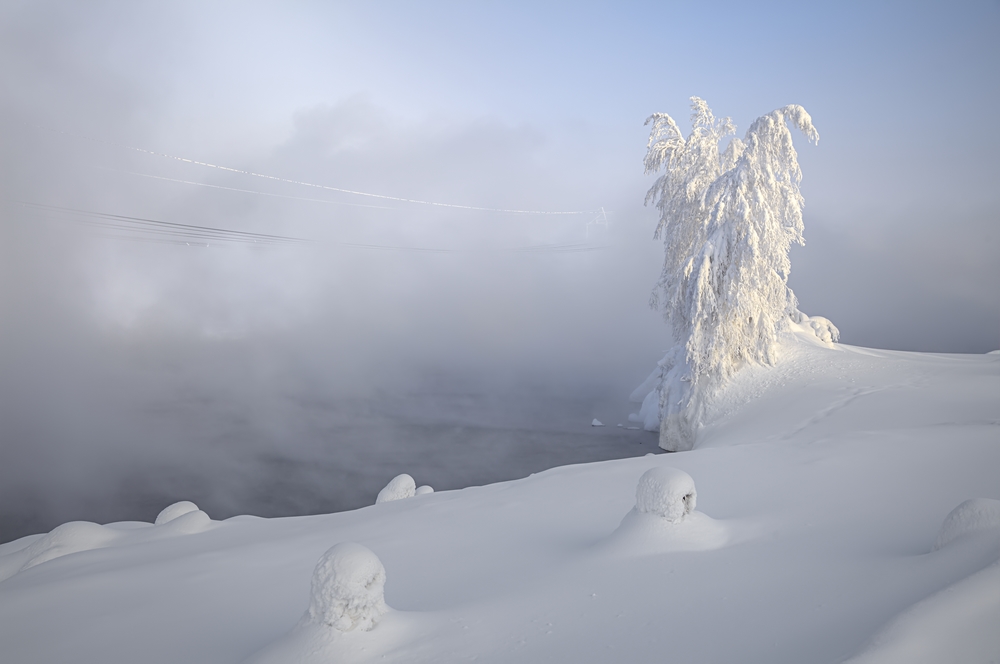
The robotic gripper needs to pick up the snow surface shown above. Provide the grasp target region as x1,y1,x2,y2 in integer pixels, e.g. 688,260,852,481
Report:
843,556,1000,664
0,331,998,663
629,310,842,439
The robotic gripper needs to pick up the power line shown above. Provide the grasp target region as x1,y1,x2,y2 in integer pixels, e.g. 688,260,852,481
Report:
34,124,599,216
7,199,608,254
11,200,308,246
89,165,397,210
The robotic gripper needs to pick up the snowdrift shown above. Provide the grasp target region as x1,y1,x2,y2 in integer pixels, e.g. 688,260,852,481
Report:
1,333,997,663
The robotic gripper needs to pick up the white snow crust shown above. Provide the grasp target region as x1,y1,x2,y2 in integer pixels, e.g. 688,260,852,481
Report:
795,312,840,344
375,474,416,504
634,466,696,522
1,338,998,663
306,542,388,632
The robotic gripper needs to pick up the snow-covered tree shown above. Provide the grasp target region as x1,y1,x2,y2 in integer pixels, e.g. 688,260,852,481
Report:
639,98,821,451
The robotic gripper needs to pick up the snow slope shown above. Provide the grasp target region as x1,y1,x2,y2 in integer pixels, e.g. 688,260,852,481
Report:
0,333,997,663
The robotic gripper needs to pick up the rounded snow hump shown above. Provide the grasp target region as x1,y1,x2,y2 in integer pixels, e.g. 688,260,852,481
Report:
601,465,753,555
307,542,388,632
375,474,433,504
376,474,416,504
242,542,409,664
636,466,697,522
933,498,1000,551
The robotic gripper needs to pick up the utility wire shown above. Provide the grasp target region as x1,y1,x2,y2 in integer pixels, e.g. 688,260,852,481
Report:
11,200,308,245
33,124,598,216
90,165,397,210
8,200,607,254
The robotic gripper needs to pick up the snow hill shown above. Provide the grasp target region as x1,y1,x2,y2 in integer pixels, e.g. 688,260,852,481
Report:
0,331,998,663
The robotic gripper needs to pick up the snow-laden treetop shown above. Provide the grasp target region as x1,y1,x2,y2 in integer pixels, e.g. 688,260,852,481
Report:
642,98,821,451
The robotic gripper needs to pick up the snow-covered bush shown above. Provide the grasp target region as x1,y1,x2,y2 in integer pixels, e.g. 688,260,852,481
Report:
789,310,840,344
154,501,200,525
639,98,825,451
18,521,117,572
306,542,388,632
605,466,729,554
932,498,1000,550
635,467,696,523
376,474,416,504
153,500,211,534
415,485,434,496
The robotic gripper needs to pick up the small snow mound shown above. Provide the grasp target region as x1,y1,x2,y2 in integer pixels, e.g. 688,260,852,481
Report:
988,349,1000,355
155,501,200,525
806,315,839,343
591,419,604,427
789,310,840,344
933,498,1000,551
603,466,749,555
20,521,118,571
608,509,730,555
306,542,388,632
376,474,416,504
157,509,211,534
414,485,434,496
636,467,696,523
